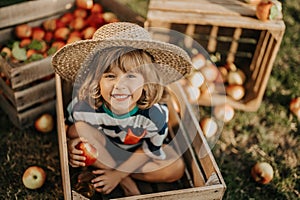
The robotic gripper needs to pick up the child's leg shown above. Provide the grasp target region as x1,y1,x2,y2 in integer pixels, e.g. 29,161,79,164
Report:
131,145,185,183
73,122,140,196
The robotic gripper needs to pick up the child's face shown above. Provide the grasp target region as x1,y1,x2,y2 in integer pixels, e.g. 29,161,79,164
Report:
99,66,144,115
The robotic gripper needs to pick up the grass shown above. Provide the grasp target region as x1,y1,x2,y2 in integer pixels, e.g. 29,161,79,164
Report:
0,0,299,199
211,0,300,199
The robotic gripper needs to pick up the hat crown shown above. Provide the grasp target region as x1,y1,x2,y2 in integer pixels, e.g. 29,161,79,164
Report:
92,22,151,41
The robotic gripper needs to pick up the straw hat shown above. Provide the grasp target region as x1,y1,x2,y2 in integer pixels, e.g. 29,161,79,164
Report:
52,22,192,85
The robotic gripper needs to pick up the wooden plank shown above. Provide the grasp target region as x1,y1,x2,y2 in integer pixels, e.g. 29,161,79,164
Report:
169,82,226,187
113,184,225,200
0,76,55,111
0,0,75,29
55,74,72,200
226,27,242,63
147,10,285,31
0,93,55,128
148,0,256,17
0,56,54,89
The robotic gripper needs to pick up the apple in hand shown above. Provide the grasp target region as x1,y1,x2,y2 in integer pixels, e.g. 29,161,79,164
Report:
251,162,274,184
22,166,46,189
34,113,54,133
75,142,98,166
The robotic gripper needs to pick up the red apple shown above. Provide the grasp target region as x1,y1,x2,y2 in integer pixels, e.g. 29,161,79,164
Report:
20,38,32,48
256,0,282,21
34,113,54,133
51,41,66,50
200,117,218,138
1,47,12,59
42,19,57,32
67,35,82,44
70,17,86,30
81,26,96,39
290,97,300,121
75,142,98,166
200,62,219,82
15,24,32,39
69,30,82,38
91,3,103,13
73,8,88,18
44,31,54,43
213,104,235,122
32,27,45,40
191,53,206,70
86,13,105,28
102,12,119,23
256,0,273,21
60,12,74,24
251,162,274,184
26,49,37,58
226,84,245,101
55,19,66,29
76,0,93,10
22,166,46,189
54,27,70,41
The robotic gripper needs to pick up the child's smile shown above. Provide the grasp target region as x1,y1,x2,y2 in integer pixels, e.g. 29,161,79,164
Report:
99,66,144,115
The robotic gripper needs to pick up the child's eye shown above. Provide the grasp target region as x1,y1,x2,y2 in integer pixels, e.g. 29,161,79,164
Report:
127,74,136,78
103,73,115,79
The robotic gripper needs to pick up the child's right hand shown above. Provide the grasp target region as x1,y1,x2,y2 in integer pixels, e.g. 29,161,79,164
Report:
67,137,87,167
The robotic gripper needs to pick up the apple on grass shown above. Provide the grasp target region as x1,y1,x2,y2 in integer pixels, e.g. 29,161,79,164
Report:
75,142,99,166
34,113,54,133
251,162,274,184
22,166,46,189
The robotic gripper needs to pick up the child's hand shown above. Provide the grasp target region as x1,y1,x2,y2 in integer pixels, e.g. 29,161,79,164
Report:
67,137,87,167
91,169,123,194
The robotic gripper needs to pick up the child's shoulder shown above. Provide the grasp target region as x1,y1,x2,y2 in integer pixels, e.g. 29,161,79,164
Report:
140,103,168,120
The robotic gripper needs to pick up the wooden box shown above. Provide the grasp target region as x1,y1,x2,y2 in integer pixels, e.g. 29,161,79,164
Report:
56,74,226,200
145,0,285,112
0,0,75,128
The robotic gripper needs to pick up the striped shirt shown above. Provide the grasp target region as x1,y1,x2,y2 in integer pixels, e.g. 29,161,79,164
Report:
67,98,169,160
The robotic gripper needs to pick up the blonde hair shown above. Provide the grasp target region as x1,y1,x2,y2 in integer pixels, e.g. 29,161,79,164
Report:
78,47,165,110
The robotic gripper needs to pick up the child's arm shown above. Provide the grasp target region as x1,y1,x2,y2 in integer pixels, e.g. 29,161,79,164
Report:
66,123,87,167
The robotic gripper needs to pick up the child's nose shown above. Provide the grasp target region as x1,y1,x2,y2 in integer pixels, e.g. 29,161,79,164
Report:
113,77,126,89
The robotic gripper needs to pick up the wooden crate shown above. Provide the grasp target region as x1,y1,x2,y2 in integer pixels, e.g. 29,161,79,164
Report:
145,0,285,112
56,74,226,200
0,0,75,128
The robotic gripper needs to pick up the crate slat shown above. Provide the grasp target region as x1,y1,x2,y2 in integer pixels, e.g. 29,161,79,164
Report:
0,0,75,29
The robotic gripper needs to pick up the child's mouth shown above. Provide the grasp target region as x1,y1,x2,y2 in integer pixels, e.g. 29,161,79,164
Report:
111,94,130,101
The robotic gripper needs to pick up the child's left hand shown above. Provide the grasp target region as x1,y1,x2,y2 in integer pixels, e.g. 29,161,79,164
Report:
91,169,123,194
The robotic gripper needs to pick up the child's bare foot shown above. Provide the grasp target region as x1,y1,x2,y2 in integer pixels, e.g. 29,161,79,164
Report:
120,177,141,196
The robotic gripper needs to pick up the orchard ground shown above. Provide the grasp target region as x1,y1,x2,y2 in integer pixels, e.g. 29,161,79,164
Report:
0,0,299,199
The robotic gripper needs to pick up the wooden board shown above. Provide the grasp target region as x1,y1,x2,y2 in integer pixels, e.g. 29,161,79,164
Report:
0,0,75,29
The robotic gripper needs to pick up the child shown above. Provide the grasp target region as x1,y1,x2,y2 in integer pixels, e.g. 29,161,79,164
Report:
52,22,192,197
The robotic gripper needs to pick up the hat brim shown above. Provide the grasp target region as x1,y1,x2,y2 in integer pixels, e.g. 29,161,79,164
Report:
52,38,192,85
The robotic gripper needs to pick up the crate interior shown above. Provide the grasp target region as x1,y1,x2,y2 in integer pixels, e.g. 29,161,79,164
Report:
58,79,224,199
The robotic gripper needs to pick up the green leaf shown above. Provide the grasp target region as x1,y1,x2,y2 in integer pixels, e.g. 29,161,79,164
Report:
28,53,44,62
11,41,27,61
28,39,43,51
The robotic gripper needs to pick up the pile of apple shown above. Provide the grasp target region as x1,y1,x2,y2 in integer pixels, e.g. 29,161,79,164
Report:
184,52,247,104
0,0,118,64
